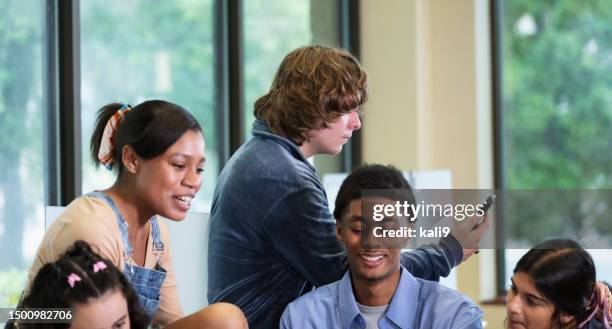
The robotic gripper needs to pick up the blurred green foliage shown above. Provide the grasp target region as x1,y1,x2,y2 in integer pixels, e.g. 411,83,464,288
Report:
0,0,339,303
502,0,612,245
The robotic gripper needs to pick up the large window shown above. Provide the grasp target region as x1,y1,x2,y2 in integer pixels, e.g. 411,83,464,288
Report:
495,0,612,292
0,0,46,307
80,0,218,211
243,0,313,135
0,0,357,307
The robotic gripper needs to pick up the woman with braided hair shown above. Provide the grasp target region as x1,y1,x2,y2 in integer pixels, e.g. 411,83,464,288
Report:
506,238,611,329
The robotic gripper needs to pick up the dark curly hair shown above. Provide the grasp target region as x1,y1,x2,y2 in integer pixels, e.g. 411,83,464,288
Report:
333,164,415,221
254,45,368,145
17,241,149,329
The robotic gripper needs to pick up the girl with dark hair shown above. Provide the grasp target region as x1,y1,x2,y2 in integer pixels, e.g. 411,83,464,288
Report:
25,100,247,328
507,238,611,329
18,240,149,329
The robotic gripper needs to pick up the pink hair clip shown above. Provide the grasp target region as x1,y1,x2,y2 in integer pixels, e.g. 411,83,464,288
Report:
67,273,81,288
93,261,108,273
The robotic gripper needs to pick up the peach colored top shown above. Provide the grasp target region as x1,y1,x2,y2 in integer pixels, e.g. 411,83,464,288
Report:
27,195,183,326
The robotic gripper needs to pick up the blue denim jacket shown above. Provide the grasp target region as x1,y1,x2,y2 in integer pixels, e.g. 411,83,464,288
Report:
208,120,463,329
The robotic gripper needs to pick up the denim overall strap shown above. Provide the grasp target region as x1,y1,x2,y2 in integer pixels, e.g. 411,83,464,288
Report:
86,192,167,322
86,191,133,257
150,216,165,257
126,260,167,320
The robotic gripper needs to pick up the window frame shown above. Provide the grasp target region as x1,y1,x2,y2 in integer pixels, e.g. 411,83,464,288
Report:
49,0,362,206
490,0,507,296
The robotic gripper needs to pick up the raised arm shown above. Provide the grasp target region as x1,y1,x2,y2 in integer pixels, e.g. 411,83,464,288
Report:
264,187,469,286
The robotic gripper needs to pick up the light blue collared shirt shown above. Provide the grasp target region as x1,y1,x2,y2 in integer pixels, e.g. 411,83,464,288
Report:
280,267,483,329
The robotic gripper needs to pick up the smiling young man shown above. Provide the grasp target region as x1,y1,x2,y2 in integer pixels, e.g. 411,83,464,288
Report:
208,46,488,329
280,164,484,329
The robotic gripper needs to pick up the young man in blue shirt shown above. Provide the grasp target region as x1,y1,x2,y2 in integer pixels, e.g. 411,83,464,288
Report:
281,164,484,329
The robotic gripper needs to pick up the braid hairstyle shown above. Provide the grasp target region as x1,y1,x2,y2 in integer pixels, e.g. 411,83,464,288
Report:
18,240,149,329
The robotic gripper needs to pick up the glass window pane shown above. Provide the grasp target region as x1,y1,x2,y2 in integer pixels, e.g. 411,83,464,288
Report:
243,0,344,175
80,0,218,211
499,1,612,286
0,0,46,307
